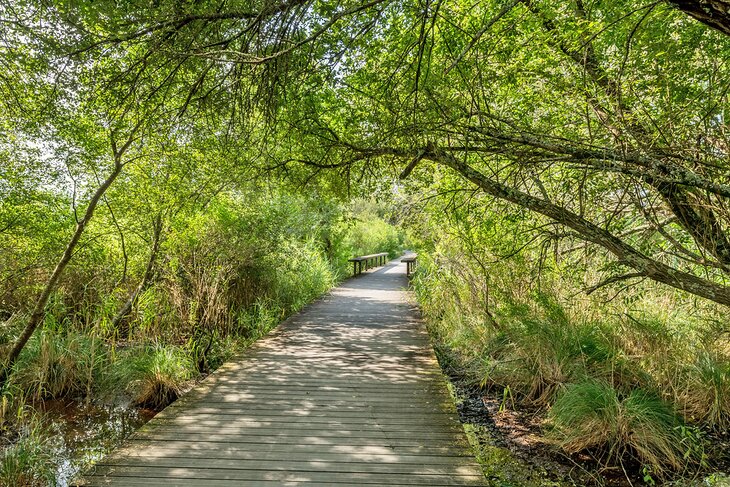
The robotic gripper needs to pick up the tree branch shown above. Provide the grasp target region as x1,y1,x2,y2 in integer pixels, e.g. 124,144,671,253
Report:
585,272,645,294
665,0,730,36
337,142,730,307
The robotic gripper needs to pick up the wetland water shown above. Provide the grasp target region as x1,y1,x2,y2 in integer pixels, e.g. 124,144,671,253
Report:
39,401,154,486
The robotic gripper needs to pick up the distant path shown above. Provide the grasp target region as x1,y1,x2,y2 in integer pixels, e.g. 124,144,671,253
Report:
82,257,485,486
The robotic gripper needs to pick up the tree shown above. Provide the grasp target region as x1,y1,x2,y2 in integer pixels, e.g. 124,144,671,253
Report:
4,0,730,387
60,0,730,307
0,0,239,384
0,123,142,386
268,0,730,306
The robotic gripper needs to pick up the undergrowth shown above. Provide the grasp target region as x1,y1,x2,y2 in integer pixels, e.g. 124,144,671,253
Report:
414,248,727,482
0,194,403,486
0,399,55,487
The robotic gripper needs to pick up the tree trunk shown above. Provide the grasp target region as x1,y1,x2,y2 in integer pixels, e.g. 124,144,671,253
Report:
0,160,125,389
666,1,730,37
653,182,730,270
110,213,163,337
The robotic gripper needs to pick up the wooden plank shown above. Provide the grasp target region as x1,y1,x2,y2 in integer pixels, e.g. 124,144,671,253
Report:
95,457,482,475
86,466,484,485
84,481,471,487
163,402,455,412
130,432,469,447
84,478,478,487
158,400,457,413
197,384,451,393
79,258,484,486
156,412,461,424
97,446,475,464
184,378,444,387
132,426,463,440
348,252,389,261
127,436,471,453
192,393,453,403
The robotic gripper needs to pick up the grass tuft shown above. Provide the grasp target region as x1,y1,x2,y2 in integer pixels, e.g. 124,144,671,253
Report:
113,345,195,410
549,380,699,475
11,330,104,401
681,350,730,431
0,409,56,487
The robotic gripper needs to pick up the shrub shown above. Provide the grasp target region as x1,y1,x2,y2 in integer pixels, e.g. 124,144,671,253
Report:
272,240,336,313
345,214,403,259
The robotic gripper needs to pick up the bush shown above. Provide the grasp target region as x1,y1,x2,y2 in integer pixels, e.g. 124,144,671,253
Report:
271,240,336,313
344,199,404,261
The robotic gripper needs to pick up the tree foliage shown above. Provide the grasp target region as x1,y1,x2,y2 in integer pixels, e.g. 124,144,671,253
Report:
269,0,730,307
1,0,730,479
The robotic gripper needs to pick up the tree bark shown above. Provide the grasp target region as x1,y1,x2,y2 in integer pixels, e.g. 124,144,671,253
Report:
666,1,730,36
653,182,730,270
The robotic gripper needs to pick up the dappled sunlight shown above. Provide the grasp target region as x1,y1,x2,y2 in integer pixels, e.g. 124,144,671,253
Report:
85,258,484,486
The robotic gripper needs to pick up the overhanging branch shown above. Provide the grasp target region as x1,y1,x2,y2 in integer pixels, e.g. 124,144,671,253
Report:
338,142,730,307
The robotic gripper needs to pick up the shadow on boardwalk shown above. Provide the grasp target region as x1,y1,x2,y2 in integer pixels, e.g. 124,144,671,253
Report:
80,259,485,486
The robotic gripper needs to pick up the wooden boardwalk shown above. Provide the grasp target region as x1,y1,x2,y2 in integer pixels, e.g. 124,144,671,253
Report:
82,258,485,486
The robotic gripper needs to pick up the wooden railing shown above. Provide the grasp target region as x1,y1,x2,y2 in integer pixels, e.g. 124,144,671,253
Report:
348,252,389,276
401,254,417,276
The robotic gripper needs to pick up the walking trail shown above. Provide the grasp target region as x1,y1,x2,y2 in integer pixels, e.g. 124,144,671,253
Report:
82,257,485,486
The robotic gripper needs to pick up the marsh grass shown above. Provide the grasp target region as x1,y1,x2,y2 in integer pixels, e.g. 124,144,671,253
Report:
680,350,730,431
111,345,195,410
548,380,699,475
10,330,105,401
415,250,726,478
0,401,56,487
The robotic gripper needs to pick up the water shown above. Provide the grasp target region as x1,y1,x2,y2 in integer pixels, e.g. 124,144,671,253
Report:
39,400,156,486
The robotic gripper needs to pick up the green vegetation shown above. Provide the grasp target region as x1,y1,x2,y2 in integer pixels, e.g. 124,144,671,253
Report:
550,381,691,472
0,190,402,483
1,428,55,487
412,221,726,480
113,345,195,410
2,0,730,484
0,404,55,487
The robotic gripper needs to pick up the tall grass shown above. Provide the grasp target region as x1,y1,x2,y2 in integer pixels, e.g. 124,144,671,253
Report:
110,345,195,410
680,350,730,431
9,330,104,401
0,399,56,487
414,248,726,478
549,380,701,474
1,426,56,487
